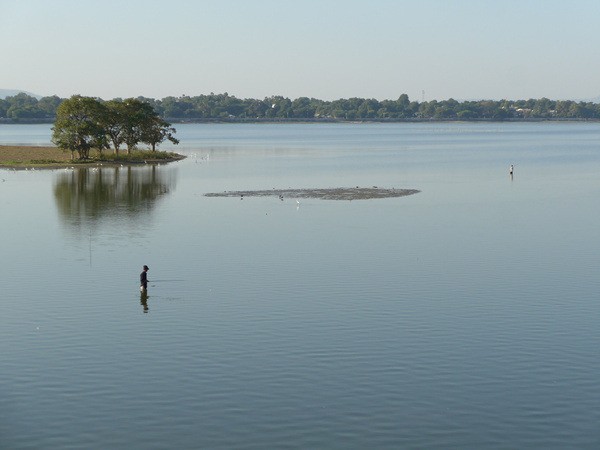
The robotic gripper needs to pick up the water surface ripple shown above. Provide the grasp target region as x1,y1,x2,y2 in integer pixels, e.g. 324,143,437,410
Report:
1,122,600,449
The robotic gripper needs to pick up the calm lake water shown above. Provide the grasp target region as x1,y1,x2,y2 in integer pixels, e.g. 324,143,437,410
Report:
1,122,600,449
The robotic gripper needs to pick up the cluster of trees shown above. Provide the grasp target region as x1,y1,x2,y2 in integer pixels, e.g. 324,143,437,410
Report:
0,93,62,120
51,96,179,159
144,94,600,120
5,92,600,122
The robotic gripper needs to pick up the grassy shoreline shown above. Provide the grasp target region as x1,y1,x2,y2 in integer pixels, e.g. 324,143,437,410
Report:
0,145,185,168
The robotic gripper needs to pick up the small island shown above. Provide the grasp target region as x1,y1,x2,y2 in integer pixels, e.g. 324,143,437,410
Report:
0,95,185,169
205,187,420,201
0,144,185,169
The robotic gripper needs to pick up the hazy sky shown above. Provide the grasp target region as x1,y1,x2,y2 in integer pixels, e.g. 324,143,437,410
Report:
2,0,599,101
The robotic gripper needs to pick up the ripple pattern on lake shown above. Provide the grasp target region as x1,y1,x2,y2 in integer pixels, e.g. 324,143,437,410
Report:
2,123,600,449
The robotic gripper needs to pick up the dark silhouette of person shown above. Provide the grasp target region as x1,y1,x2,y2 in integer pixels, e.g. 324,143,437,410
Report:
140,265,149,292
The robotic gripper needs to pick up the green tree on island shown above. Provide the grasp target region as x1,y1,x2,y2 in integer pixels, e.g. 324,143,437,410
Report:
141,115,179,151
119,99,179,154
52,95,179,160
101,99,128,155
52,95,108,159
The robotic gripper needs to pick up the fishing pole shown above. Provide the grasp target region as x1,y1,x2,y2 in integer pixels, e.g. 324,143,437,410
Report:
147,279,185,283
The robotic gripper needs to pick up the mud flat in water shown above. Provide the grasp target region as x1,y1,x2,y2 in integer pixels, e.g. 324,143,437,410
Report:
205,187,420,201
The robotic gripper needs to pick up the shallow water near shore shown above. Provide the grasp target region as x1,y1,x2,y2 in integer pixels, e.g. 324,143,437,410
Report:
1,122,600,448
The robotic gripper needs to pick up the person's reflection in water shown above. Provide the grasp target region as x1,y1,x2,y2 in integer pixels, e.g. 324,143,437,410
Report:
140,290,149,313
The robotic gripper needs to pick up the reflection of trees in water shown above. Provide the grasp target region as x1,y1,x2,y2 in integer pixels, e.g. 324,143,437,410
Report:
54,165,177,227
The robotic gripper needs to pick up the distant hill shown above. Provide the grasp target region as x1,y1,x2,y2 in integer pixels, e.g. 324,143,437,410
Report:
0,89,42,99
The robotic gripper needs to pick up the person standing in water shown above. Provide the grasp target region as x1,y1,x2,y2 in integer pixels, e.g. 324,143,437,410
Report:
509,164,514,175
140,265,149,292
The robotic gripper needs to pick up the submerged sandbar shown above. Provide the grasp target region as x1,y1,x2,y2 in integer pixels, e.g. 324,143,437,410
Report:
205,187,420,201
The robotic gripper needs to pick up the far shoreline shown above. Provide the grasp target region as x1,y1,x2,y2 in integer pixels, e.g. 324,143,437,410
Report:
0,145,186,169
2,117,600,125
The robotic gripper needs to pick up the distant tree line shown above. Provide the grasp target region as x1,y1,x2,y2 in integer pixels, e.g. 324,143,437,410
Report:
4,91,600,122
0,93,62,120
52,96,178,159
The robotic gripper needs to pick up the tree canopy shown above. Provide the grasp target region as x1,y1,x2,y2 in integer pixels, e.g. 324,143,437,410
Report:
51,96,178,159
6,92,600,123
52,96,108,159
